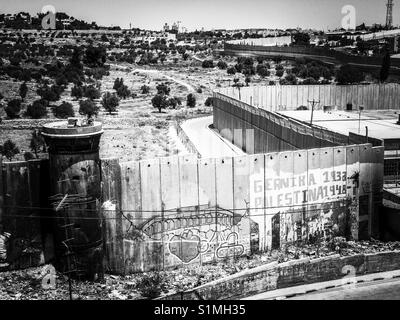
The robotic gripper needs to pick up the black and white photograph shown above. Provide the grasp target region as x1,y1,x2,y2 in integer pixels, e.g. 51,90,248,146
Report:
1,0,400,309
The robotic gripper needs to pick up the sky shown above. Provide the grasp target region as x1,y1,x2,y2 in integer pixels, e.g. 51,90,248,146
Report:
0,0,396,31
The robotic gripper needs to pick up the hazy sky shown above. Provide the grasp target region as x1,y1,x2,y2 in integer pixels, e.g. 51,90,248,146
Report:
0,0,396,31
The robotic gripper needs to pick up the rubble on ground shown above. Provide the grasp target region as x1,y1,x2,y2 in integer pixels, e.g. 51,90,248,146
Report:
1,239,400,300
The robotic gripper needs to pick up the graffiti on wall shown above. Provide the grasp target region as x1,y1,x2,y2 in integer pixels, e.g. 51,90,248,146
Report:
123,207,251,266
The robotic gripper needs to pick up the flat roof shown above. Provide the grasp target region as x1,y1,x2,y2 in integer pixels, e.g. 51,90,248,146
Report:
277,109,400,140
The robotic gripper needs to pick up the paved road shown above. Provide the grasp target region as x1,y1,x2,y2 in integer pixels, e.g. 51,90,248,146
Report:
287,278,400,300
180,116,245,158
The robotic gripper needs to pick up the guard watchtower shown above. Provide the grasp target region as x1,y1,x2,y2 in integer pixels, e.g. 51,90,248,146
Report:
41,119,104,280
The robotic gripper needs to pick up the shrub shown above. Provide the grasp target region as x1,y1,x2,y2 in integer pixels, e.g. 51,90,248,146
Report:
30,129,46,158
5,99,22,119
19,82,28,100
186,93,196,108
79,99,99,119
24,152,35,161
227,67,236,75
204,97,213,107
140,85,150,94
196,88,203,94
0,139,20,161
54,102,74,119
101,92,119,114
276,69,284,77
202,60,214,68
217,60,228,69
156,83,170,95
137,273,163,299
26,100,48,119
168,97,178,109
336,64,364,84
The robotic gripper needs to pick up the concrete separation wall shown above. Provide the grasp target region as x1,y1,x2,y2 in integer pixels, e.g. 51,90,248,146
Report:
175,121,201,158
159,250,400,300
0,148,384,274
215,84,400,112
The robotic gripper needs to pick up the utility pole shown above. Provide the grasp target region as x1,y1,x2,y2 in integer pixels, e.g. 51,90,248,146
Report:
358,106,364,134
308,99,320,125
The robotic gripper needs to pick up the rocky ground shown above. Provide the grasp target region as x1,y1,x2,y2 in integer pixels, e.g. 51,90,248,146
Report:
1,238,400,300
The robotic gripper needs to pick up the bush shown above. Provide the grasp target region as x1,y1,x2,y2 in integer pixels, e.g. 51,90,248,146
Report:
336,64,364,84
24,152,35,161
202,60,214,68
19,82,28,100
227,66,236,75
156,83,170,95
276,69,284,77
5,99,22,119
54,102,74,119
186,93,196,108
137,273,164,299
204,97,213,107
79,99,99,119
217,60,228,69
26,100,48,119
140,85,150,94
0,139,20,161
196,88,203,94
29,129,45,158
101,92,119,114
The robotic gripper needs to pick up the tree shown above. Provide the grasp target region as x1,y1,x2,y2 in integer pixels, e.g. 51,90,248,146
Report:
37,85,62,102
113,78,124,91
102,92,119,114
151,94,168,113
0,139,20,161
293,32,311,45
29,129,45,158
115,84,130,99
71,85,83,99
19,82,28,101
54,102,74,119
84,46,106,67
141,85,150,94
79,99,99,119
186,93,196,108
156,83,171,95
336,64,364,84
83,85,101,100
26,100,48,119
5,99,22,119
380,50,391,83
